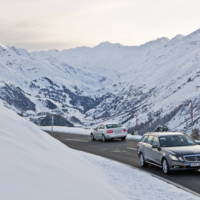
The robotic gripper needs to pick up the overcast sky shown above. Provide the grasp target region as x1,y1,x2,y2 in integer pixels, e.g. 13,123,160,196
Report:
1,0,200,50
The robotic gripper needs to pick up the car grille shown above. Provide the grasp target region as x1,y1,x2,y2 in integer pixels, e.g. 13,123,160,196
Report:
183,154,200,162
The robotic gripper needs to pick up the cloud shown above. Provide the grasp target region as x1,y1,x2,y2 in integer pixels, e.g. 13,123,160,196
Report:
0,20,83,50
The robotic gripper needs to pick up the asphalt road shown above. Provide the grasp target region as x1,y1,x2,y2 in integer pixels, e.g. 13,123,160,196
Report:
50,132,200,195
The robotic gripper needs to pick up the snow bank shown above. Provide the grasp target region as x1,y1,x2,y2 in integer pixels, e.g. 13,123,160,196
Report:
127,134,142,141
0,104,123,200
41,126,91,135
82,152,200,200
1,104,199,200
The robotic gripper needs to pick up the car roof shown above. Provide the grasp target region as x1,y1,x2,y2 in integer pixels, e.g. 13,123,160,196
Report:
144,132,184,137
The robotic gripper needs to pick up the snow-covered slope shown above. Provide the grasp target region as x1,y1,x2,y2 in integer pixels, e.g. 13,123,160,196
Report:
0,44,114,126
0,102,124,200
0,103,199,200
1,28,200,133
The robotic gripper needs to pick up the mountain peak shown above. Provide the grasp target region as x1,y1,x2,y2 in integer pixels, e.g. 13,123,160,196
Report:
155,37,170,43
171,34,184,41
190,28,200,35
141,37,169,48
185,28,200,40
0,43,8,49
95,41,122,48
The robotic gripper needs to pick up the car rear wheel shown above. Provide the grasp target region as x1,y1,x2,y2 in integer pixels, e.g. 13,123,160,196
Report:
121,137,126,141
102,135,106,142
139,153,146,167
91,133,95,141
162,159,170,174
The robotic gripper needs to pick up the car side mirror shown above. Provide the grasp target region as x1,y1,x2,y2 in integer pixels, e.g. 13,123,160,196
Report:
152,144,158,148
152,144,161,151
195,140,200,145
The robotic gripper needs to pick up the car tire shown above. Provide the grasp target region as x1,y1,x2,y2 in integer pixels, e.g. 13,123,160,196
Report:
139,153,146,167
91,133,95,141
102,135,106,142
121,137,126,141
162,158,170,174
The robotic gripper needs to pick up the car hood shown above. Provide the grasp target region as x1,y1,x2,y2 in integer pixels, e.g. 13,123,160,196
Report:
163,145,200,155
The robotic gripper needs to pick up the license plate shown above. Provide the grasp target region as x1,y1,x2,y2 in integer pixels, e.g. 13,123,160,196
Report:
190,163,200,167
115,130,121,134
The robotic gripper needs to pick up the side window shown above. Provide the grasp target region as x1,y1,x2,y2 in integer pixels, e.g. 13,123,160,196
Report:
147,136,154,145
141,136,149,143
99,125,105,129
152,136,159,146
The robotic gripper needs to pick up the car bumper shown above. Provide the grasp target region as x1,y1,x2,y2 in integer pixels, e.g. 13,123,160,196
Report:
105,133,127,139
170,160,200,171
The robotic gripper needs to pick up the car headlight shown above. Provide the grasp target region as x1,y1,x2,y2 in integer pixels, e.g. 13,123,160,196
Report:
177,156,184,162
169,154,179,161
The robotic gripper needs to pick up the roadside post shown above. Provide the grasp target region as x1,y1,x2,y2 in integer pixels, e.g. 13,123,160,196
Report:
51,114,54,136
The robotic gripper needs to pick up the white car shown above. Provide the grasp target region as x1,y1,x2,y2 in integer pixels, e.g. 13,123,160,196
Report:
91,123,128,142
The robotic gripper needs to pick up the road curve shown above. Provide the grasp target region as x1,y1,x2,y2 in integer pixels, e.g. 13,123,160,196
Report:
50,132,200,195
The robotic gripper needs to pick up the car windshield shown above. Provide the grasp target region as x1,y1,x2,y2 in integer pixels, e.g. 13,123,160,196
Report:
106,124,122,129
159,135,196,147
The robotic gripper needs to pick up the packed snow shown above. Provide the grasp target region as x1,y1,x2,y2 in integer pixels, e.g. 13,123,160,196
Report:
41,126,91,135
0,102,199,200
0,103,124,200
127,134,142,140
83,152,200,200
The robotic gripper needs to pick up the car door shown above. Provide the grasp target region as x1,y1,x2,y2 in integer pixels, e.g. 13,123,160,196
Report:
93,127,99,138
97,125,104,138
96,125,103,139
144,135,154,161
138,135,149,159
149,136,162,165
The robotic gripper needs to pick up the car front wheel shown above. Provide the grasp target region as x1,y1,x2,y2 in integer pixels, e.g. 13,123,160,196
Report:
139,153,146,167
102,135,106,142
162,159,170,174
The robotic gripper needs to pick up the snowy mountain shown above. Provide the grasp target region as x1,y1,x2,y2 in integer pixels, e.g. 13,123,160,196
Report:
1,28,200,133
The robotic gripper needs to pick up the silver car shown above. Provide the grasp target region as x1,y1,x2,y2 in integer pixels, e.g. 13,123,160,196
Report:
137,132,200,174
91,123,127,142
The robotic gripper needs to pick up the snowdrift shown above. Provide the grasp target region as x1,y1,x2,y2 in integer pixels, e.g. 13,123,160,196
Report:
0,103,123,200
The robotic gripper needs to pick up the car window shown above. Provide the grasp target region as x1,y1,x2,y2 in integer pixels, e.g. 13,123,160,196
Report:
159,135,195,147
152,136,159,146
141,135,149,143
99,125,105,129
106,124,122,129
147,136,154,145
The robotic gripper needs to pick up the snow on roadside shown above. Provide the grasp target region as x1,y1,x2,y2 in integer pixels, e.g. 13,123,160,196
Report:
127,134,142,141
0,104,124,200
82,152,199,200
41,126,91,135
